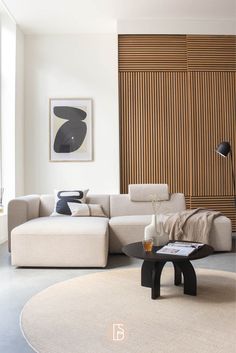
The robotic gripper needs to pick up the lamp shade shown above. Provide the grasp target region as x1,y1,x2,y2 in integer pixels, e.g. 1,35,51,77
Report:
216,141,231,157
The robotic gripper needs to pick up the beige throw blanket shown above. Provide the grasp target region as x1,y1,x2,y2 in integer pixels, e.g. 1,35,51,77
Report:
163,208,221,244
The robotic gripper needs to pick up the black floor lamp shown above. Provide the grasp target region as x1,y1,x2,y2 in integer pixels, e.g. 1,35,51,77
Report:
216,141,236,207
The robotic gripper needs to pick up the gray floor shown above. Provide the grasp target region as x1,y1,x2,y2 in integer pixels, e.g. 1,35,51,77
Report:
0,240,236,353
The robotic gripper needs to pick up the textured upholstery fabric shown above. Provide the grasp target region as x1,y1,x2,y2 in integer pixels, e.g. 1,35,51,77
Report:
11,217,109,267
71,204,106,217
109,214,232,253
39,195,55,217
110,193,186,217
109,215,152,253
209,216,232,251
129,183,169,201
8,191,232,266
8,195,40,252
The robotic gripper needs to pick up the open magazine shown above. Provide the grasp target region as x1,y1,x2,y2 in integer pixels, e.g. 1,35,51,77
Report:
156,241,204,256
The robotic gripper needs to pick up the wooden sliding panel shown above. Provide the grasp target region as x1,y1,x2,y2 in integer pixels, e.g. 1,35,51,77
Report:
119,71,190,195
189,72,236,229
119,35,187,72
187,35,236,71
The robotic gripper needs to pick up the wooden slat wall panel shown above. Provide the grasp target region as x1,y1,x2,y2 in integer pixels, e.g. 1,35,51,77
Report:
189,72,236,196
119,35,236,231
187,35,236,71
119,35,187,72
119,72,190,195
185,196,191,210
190,197,236,230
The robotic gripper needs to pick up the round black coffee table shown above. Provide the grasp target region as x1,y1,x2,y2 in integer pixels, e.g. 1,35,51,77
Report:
122,241,213,299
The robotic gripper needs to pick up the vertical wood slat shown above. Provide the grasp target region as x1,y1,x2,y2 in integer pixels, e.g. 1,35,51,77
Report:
189,72,236,197
118,35,236,231
119,72,190,195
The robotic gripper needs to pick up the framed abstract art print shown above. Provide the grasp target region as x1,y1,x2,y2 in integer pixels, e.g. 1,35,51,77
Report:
49,98,92,161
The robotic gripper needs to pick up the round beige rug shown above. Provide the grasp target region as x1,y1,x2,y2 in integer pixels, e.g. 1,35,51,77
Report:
21,267,236,353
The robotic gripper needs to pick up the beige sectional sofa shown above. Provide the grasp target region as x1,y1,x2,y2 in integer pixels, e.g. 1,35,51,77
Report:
8,192,232,267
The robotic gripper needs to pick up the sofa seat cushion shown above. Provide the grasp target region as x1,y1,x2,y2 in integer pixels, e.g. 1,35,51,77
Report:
109,214,232,253
109,215,152,253
12,216,109,236
11,217,109,267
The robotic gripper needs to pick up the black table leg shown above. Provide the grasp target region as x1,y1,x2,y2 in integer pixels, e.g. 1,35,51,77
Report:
141,261,166,299
141,261,154,288
173,262,182,285
176,260,197,296
141,260,196,298
151,262,166,299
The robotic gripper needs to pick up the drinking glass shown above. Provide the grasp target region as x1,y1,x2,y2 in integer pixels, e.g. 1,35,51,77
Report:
142,238,153,252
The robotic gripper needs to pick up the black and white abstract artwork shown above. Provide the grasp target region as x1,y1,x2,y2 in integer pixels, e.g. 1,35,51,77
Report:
50,99,92,161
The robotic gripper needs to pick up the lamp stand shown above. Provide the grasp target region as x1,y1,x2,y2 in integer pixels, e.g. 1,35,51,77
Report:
229,151,236,207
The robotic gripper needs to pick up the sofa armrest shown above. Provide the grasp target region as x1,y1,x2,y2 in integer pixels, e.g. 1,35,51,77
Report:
210,216,232,251
8,195,40,252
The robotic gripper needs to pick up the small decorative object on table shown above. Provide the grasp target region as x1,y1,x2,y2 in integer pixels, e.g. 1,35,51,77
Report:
0,188,4,213
144,194,169,246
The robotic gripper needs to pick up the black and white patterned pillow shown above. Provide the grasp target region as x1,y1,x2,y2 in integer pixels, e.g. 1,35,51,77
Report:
52,189,89,216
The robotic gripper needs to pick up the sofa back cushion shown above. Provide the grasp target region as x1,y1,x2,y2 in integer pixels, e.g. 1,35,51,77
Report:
110,193,186,217
129,183,169,201
39,194,110,217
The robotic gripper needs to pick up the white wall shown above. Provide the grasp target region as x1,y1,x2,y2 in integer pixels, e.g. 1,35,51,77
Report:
0,12,24,243
0,13,24,204
15,27,24,196
118,18,236,34
24,34,119,195
1,11,16,204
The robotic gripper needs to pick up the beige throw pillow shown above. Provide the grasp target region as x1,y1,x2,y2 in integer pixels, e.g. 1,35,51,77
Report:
71,204,106,217
68,203,90,216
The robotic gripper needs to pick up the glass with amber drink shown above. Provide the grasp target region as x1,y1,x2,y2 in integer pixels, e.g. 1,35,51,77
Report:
142,238,153,252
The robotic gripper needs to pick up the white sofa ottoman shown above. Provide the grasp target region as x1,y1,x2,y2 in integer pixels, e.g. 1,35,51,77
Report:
11,217,109,267
9,194,110,267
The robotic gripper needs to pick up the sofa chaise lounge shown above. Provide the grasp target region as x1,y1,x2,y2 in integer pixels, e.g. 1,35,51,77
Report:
8,190,232,267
